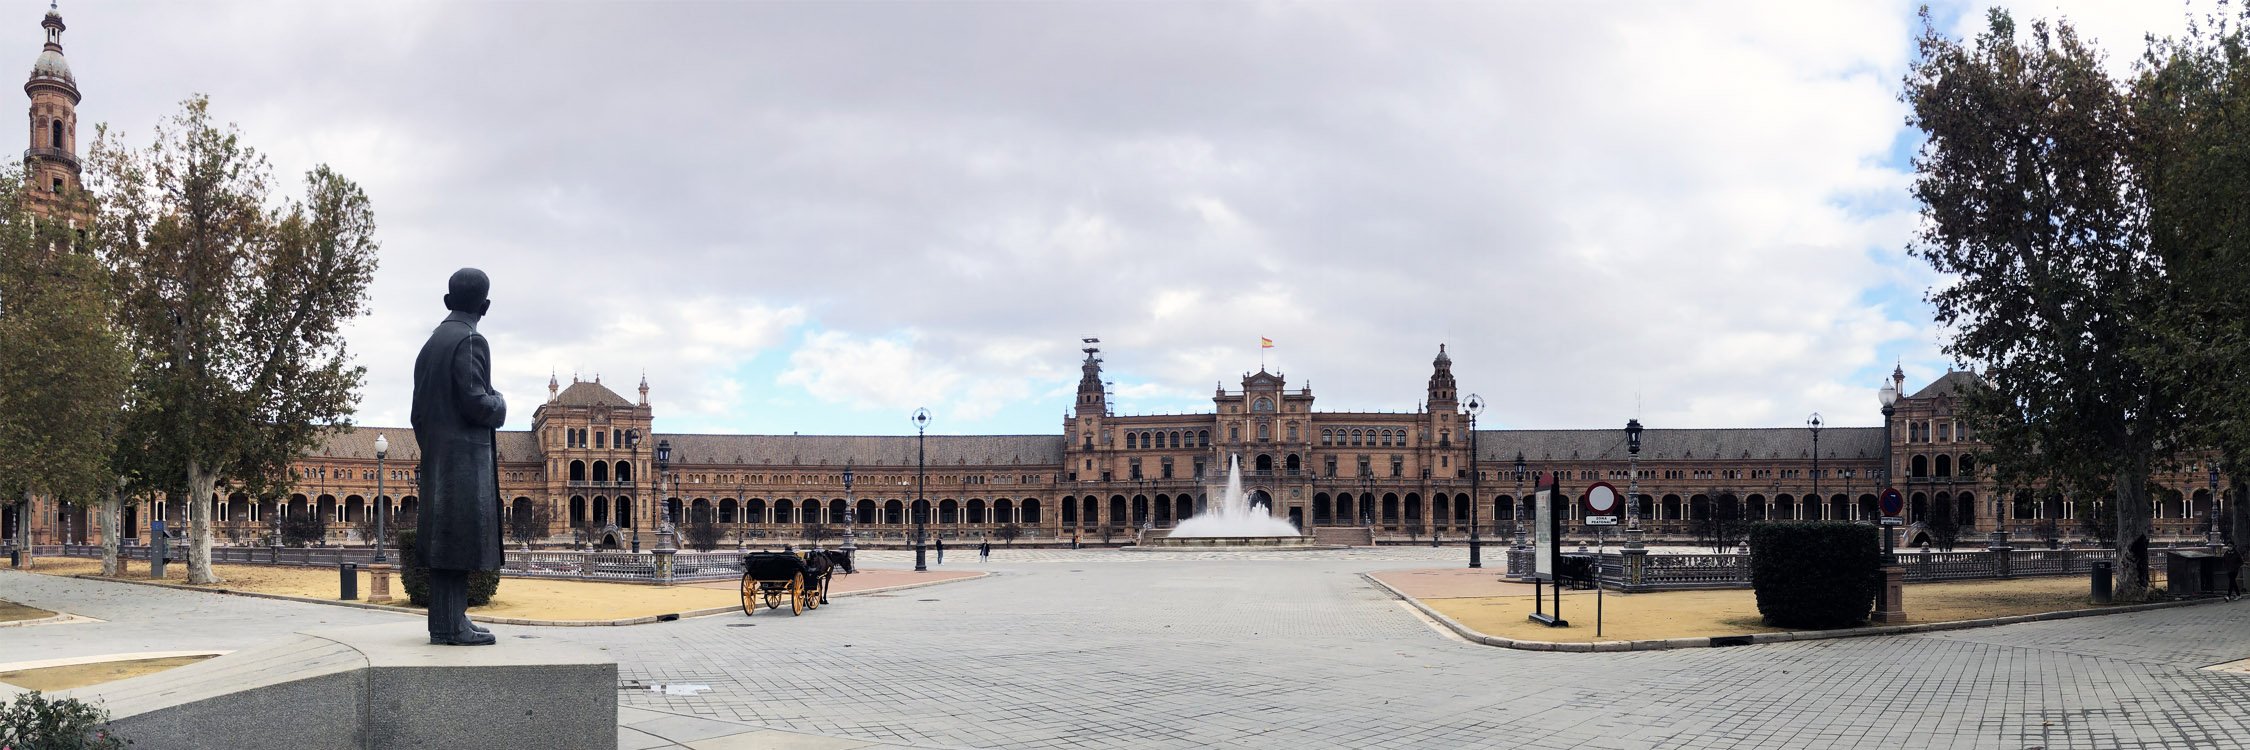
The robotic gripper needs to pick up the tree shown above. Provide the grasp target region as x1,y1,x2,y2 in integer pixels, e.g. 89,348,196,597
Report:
278,508,325,548
0,170,130,574
2131,9,2250,567
89,97,377,584
1926,497,1963,552
801,522,832,548
507,501,554,550
994,523,1023,546
1906,9,2181,601
681,521,722,552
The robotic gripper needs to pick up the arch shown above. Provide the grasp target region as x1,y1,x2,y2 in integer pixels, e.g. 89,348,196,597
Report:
968,498,989,525
686,498,711,524
569,460,586,482
1255,454,1274,472
1022,498,1041,524
1688,494,1710,521
1495,494,1515,521
1130,495,1148,525
746,498,767,524
1062,496,1079,525
1314,493,1333,524
940,498,959,524
1126,433,1138,450
1934,454,1952,478
799,498,820,523
1746,494,1767,521
1322,429,1333,445
1198,430,1210,446
1404,492,1423,526
344,495,365,523
1433,494,1450,526
1382,493,1400,524
615,461,633,483
1153,494,1172,525
50,118,62,149
1286,454,1301,472
1856,493,1877,520
1336,493,1356,524
773,498,793,525
1956,454,1974,476
1910,455,1928,478
512,497,534,526
994,498,1015,524
1958,492,1976,528
592,460,609,483
1084,497,1098,527
885,499,904,525
1910,492,1929,522
718,498,738,524
1249,490,1273,512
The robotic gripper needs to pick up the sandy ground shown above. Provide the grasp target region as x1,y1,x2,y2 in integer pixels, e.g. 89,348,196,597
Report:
0,655,217,691
22,559,980,622
1377,568,2173,643
0,599,56,623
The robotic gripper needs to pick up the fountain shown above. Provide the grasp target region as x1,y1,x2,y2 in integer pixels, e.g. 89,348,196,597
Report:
1140,455,1328,548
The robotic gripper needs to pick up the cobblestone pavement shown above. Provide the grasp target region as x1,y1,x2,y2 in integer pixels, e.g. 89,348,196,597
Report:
10,554,2250,749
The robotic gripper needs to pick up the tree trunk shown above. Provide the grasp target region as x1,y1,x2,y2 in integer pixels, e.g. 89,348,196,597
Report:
2231,475,2248,578
14,490,30,569
2113,453,2155,602
186,459,220,584
99,483,122,577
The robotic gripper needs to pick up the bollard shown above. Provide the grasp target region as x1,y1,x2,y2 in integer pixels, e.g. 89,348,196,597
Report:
2091,560,2113,604
340,562,359,601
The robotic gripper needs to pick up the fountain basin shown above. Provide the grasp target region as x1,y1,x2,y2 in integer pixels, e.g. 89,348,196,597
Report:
1133,532,1343,550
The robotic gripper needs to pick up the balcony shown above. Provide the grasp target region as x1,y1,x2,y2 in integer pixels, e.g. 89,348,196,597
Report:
24,146,77,172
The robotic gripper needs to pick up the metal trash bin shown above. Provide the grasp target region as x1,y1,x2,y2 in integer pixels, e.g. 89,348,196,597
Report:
2091,560,2113,604
340,562,359,601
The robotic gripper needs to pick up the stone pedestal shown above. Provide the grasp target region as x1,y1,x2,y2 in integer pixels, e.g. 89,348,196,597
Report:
1870,564,1907,624
653,548,676,584
80,622,616,750
366,563,395,603
1622,547,1649,589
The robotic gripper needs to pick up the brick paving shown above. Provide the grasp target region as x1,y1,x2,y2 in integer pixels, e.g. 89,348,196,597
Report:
8,550,2250,749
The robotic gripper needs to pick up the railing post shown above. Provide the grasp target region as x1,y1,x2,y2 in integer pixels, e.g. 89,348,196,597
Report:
653,548,676,585
579,551,596,578
1986,534,2013,579
1622,546,1648,591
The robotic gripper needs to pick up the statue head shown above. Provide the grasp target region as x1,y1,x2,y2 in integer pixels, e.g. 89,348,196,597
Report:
443,268,491,315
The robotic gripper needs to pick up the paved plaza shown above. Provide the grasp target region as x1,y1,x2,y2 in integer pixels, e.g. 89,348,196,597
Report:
5,548,2249,749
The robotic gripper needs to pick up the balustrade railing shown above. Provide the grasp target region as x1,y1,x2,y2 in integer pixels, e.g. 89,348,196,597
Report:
1504,543,2155,592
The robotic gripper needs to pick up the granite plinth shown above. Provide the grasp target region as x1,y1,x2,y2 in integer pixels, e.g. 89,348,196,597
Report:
68,622,616,750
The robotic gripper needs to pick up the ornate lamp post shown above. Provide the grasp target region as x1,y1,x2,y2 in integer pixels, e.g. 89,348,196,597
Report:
913,408,930,572
1807,412,1823,504
1512,452,1528,547
1466,393,1484,569
654,438,676,552
1625,419,1644,549
1879,381,1900,557
841,462,858,554
373,433,389,563
624,429,642,552
2210,462,2224,547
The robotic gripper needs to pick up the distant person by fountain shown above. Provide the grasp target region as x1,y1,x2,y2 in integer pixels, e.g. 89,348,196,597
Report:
1169,455,1303,538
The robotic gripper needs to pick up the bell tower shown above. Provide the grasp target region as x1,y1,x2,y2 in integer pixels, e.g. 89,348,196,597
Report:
23,2,79,215
1426,344,1458,413
1074,339,1106,418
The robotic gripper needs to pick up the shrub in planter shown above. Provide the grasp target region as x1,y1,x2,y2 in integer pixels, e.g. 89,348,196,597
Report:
394,528,500,607
0,690,128,749
1749,521,1881,629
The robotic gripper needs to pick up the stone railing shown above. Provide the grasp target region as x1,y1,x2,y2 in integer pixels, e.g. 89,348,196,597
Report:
1507,544,2141,592
39,543,778,586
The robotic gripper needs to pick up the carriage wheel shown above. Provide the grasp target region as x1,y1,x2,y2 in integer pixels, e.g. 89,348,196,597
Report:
789,574,805,616
762,582,785,611
740,572,757,616
803,578,822,611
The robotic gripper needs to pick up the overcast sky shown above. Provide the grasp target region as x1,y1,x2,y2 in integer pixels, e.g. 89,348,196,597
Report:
45,1,2211,436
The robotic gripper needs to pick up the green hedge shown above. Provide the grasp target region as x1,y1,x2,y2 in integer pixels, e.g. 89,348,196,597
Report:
395,528,500,607
1749,522,1881,629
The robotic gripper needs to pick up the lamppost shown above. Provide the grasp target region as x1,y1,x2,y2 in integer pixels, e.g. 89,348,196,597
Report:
625,429,642,552
373,433,389,564
1466,394,1484,569
654,438,676,552
1625,419,1644,549
2209,461,2224,547
841,462,858,554
913,408,930,573
1807,412,1823,503
1879,381,1900,559
1512,452,1528,547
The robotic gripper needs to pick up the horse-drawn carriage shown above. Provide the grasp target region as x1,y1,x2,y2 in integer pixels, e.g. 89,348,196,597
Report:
740,549,854,616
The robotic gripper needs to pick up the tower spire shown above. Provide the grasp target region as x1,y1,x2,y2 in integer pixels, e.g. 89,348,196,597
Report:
24,0,80,213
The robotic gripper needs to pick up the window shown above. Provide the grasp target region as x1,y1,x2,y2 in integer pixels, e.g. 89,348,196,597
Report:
49,119,61,149
49,177,61,193
1322,429,1333,445
1258,423,1270,441
1254,397,1274,412
594,430,605,448
1231,426,1241,441
1198,430,1210,447
1286,424,1298,442
1126,433,1137,450
1390,457,1404,477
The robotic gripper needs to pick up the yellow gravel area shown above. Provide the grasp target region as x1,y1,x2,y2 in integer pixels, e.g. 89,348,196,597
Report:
1423,575,2163,643
0,599,56,623
27,559,744,622
0,655,216,691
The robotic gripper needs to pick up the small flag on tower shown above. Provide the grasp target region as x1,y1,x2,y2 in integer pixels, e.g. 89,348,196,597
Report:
1260,337,1274,349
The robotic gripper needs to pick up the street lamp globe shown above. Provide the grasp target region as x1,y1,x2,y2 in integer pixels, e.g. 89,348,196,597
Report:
1879,382,1900,408
374,433,389,460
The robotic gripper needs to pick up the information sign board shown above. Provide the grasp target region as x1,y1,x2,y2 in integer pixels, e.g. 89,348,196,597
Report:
1533,484,1554,577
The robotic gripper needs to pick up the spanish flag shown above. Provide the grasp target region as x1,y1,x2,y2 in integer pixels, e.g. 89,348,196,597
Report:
1260,337,1274,349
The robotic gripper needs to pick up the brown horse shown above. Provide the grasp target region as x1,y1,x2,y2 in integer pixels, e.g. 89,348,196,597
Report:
802,549,856,604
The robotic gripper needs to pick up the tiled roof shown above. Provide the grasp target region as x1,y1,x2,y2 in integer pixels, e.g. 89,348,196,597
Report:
311,426,542,464
1474,427,1886,463
555,381,633,407
654,434,1067,467
1909,370,1984,400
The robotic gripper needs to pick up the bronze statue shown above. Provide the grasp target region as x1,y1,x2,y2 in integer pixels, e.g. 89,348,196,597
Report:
412,268,506,646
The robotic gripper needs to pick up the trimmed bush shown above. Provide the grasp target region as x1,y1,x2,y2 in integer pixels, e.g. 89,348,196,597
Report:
0,690,127,749
395,528,500,607
1749,522,1881,629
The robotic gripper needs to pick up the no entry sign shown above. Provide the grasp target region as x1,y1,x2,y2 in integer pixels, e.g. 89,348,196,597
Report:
1880,487,1905,526
1584,481,1620,525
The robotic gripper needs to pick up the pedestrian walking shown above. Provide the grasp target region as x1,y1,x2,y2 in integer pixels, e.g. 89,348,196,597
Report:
1071,532,1080,550
2225,546,2243,601
935,537,945,565
978,541,991,562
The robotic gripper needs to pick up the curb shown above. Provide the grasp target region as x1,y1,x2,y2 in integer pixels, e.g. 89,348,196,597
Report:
0,611,75,629
59,569,991,628
1363,573,2227,652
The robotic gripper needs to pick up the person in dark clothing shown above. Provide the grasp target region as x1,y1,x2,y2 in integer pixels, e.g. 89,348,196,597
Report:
935,537,945,565
2225,547,2243,601
978,541,990,562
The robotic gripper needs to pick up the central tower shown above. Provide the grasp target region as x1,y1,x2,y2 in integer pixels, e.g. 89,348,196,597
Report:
23,2,79,212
